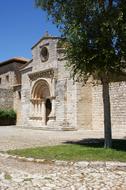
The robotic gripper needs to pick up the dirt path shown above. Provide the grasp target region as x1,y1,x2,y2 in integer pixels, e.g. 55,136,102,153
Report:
0,126,125,151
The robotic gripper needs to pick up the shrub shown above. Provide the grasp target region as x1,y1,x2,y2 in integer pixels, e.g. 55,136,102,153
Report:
0,109,16,125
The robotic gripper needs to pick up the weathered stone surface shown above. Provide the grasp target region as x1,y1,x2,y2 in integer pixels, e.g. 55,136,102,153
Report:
0,59,27,125
92,82,126,132
0,89,13,109
0,154,125,190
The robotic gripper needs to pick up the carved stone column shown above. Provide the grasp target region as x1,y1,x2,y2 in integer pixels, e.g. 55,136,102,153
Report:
51,78,56,97
40,101,42,118
48,77,56,121
36,101,38,117
38,99,42,119
30,99,34,117
32,99,36,117
37,101,40,117
34,100,38,116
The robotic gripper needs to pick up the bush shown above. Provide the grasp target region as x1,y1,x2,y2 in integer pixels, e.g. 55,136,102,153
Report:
0,109,16,125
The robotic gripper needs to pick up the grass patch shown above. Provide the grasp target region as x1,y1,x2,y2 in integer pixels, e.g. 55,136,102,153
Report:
4,173,12,180
23,178,33,182
7,142,126,162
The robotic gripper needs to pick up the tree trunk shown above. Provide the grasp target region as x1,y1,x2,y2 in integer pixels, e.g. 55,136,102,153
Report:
102,77,112,148
109,0,113,9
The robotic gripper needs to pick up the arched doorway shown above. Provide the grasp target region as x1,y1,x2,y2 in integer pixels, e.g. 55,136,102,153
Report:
46,99,52,123
31,80,51,125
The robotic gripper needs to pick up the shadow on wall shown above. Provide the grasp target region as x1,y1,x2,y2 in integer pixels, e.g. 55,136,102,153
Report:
64,138,126,151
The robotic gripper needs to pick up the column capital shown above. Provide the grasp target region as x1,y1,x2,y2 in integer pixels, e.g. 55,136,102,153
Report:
41,98,46,103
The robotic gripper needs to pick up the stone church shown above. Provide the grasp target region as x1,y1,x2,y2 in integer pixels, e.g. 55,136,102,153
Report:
0,34,126,134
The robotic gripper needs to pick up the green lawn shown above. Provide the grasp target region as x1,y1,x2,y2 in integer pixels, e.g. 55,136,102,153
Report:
7,141,126,162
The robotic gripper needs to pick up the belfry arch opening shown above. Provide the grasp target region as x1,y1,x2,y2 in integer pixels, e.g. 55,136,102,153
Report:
31,80,52,125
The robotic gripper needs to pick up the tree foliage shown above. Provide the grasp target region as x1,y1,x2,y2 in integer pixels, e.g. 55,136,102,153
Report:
36,0,126,81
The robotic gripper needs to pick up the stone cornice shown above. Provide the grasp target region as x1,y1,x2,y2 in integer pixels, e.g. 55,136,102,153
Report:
28,68,57,81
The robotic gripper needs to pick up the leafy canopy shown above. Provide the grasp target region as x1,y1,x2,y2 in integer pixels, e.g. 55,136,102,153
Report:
36,0,126,81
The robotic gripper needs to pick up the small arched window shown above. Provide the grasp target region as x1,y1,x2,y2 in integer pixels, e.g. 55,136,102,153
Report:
40,47,49,62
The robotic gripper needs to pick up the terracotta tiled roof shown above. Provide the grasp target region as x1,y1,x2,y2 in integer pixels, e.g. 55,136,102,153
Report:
0,57,29,67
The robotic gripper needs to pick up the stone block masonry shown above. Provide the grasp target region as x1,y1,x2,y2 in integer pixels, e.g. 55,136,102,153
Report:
0,88,13,109
92,81,126,134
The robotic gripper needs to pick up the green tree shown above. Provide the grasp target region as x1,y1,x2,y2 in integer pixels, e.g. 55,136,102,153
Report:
35,0,126,148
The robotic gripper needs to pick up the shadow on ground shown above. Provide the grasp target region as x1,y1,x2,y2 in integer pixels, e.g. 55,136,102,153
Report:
64,138,126,151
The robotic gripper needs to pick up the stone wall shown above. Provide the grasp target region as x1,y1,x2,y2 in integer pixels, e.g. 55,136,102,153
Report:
0,62,23,89
13,90,21,126
0,61,25,123
55,56,77,130
0,71,14,89
110,82,126,132
65,79,77,129
0,88,13,109
76,83,92,130
92,84,104,131
92,81,126,134
19,67,32,127
31,38,58,72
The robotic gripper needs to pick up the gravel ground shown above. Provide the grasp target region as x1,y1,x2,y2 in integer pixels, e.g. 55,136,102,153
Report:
0,126,125,151
0,126,103,151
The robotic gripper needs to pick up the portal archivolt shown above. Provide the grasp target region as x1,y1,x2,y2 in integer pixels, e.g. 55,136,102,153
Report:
30,80,52,125
32,80,50,99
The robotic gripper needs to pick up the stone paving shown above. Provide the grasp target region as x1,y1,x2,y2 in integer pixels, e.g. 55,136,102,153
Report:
0,153,126,190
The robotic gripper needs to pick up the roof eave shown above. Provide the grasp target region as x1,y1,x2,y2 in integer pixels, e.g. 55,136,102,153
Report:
0,57,29,67
31,36,63,50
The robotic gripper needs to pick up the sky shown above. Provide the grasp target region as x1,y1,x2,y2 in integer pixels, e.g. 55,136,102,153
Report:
0,0,60,62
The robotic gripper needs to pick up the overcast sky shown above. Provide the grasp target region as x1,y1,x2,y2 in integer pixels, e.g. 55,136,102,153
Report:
0,0,60,62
